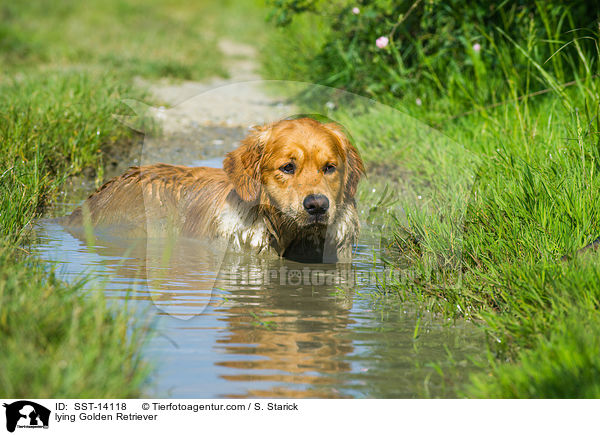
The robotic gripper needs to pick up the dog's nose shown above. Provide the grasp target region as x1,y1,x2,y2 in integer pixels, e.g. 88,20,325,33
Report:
303,194,329,215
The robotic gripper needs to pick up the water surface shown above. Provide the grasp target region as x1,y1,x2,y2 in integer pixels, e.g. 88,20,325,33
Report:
32,142,485,398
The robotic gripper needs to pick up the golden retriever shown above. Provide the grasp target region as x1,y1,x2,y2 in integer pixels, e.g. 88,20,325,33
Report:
64,117,365,262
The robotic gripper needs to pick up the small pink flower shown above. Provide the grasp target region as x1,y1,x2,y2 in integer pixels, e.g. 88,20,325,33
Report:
376,36,389,49
415,98,422,106
473,43,481,53
352,7,360,14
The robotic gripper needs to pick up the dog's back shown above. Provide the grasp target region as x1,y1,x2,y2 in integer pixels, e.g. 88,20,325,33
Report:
64,164,233,237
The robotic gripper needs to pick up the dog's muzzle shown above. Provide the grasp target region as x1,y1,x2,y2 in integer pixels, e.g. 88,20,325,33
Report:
303,194,329,216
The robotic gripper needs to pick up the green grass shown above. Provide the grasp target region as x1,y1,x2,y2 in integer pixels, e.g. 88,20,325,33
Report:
0,71,153,397
0,72,142,237
262,3,600,397
355,75,600,398
0,0,270,80
0,0,223,80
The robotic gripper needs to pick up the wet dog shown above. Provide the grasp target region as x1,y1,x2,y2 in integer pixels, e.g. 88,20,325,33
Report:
64,118,365,262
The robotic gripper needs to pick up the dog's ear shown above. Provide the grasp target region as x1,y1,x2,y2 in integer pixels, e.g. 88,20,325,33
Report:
223,125,269,202
324,123,365,199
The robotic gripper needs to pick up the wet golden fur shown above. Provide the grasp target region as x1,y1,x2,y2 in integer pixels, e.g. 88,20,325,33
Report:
65,118,365,262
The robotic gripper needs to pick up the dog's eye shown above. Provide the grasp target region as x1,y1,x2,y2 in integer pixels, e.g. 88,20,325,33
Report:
323,164,336,174
280,163,295,174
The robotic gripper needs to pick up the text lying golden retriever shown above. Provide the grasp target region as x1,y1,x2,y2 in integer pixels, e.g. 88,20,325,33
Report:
65,118,365,262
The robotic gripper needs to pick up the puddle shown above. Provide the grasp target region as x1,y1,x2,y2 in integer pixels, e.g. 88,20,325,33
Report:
32,146,485,398
33,217,483,398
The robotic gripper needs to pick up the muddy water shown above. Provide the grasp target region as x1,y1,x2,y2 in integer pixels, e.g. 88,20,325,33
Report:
32,126,485,398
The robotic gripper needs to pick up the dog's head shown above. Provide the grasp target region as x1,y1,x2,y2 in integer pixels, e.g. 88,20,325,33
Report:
224,117,365,227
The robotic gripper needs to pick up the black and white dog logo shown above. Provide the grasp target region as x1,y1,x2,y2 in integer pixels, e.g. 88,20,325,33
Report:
3,401,50,433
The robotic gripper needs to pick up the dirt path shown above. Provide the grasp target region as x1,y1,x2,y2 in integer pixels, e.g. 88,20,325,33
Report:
133,39,295,166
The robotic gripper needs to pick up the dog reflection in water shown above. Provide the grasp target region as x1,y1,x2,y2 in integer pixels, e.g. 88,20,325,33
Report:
53,227,358,398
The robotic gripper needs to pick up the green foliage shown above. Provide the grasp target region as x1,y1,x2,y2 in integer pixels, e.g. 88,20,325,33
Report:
0,72,143,238
265,0,598,110
0,0,227,80
468,265,600,398
375,86,600,396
